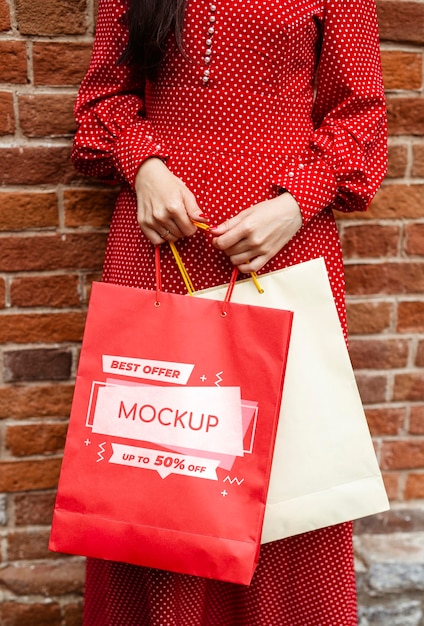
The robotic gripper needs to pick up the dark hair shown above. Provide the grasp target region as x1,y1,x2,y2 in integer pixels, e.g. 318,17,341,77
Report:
120,0,187,80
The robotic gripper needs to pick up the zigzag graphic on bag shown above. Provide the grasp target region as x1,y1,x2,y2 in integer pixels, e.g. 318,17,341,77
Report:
96,442,107,462
223,476,245,485
214,371,223,386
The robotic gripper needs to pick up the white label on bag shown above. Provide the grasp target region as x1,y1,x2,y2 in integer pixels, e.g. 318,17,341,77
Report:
90,384,244,456
109,444,220,480
102,355,194,385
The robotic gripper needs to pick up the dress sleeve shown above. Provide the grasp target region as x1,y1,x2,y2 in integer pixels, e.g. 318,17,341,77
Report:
71,0,169,187
274,0,388,225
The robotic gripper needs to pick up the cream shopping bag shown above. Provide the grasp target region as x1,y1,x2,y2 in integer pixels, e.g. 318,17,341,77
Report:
194,257,389,543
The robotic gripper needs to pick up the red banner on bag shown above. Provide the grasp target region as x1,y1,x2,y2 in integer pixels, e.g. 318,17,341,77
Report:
49,281,292,584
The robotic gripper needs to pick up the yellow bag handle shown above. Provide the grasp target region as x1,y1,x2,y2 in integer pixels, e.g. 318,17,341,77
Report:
168,221,264,296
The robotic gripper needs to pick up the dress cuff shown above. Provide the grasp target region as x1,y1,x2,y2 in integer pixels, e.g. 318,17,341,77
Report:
274,155,338,225
113,121,170,188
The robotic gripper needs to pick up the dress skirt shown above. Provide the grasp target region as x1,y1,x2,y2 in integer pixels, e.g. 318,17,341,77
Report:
83,523,357,625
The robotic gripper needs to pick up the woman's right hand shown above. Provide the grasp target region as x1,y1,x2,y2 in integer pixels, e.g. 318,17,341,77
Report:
134,157,204,245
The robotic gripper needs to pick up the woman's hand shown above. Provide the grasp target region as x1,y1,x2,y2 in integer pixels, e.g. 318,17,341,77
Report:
135,157,204,245
210,193,302,273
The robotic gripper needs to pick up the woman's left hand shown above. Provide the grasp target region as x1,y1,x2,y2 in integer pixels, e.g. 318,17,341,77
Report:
210,193,302,273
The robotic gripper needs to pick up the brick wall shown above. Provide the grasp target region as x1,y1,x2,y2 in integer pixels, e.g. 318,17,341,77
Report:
0,0,423,624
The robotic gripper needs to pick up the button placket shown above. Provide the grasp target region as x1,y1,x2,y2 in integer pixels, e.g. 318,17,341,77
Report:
202,4,217,85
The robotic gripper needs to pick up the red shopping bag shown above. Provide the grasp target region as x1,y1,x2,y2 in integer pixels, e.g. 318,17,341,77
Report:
49,253,293,585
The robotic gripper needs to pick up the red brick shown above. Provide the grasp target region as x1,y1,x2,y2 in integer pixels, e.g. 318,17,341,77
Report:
7,529,53,561
0,313,85,344
14,491,57,526
417,342,424,368
0,602,62,626
0,41,27,83
381,439,424,470
341,224,400,259
387,97,424,135
19,93,77,137
0,277,5,308
85,272,103,301
0,232,107,272
345,262,424,296
412,144,424,177
0,0,11,31
10,274,81,308
386,143,408,178
4,348,73,382
349,338,408,370
64,603,84,626
0,384,73,420
394,372,424,402
0,459,62,491
371,184,424,218
0,146,79,186
405,473,424,500
0,560,85,596
365,407,406,436
377,1,424,44
397,301,424,333
0,91,14,135
381,471,400,500
6,422,68,457
0,192,58,230
410,405,424,434
381,50,423,90
337,184,424,220
355,373,388,404
405,224,424,256
64,187,118,227
16,0,87,35
346,300,393,335
33,42,92,85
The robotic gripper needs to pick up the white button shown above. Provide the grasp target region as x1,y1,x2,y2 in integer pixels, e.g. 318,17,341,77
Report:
298,163,304,170
155,145,162,150
210,4,216,11
146,135,153,141
205,57,211,64
288,171,295,178
209,16,215,23
208,27,214,34
206,39,212,46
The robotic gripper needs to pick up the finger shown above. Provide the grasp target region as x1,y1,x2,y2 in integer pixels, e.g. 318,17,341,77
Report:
156,221,174,237
154,205,194,239
142,225,168,246
209,213,244,236
185,195,207,225
211,214,256,251
235,255,269,274
212,229,247,253
160,227,172,239
227,250,253,267
138,193,189,238
171,192,201,237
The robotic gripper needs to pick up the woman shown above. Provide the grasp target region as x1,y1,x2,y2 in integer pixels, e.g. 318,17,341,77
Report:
72,0,387,623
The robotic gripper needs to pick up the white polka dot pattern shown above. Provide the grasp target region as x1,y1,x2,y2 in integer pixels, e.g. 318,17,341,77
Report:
72,0,387,623
83,524,357,625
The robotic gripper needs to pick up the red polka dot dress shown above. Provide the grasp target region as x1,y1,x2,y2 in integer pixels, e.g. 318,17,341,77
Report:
72,0,387,624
